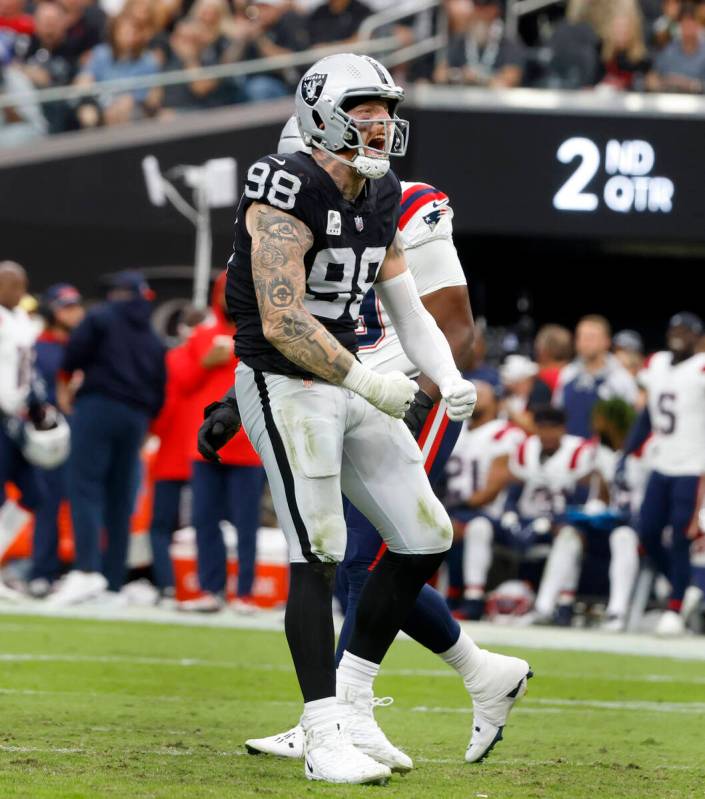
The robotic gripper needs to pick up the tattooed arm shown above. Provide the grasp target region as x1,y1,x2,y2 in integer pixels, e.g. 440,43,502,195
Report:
247,202,355,384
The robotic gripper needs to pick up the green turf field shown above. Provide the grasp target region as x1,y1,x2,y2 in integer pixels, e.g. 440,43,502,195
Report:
0,615,703,799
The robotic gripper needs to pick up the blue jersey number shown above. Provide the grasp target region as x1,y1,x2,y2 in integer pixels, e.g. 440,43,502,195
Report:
356,289,385,348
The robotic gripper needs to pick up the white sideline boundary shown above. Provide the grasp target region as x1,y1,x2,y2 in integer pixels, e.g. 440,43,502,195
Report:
1,601,704,661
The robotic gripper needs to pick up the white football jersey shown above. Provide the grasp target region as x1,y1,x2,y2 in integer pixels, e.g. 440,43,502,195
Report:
638,351,705,475
594,438,656,516
445,419,526,518
356,181,467,377
0,304,37,416
509,434,597,518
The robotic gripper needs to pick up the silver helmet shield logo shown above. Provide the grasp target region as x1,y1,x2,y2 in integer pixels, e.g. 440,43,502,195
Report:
301,73,327,107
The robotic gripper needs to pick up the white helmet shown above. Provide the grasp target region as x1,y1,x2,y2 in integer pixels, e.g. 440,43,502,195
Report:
278,115,310,155
295,53,409,180
22,411,70,469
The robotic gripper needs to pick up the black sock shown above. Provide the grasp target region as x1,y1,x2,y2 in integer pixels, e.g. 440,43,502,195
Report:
347,549,446,664
285,561,337,702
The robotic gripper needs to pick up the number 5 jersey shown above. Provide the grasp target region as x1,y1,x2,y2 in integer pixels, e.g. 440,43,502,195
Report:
638,350,705,476
226,151,400,379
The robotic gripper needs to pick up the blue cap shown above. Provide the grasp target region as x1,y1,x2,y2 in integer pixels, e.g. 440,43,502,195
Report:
43,283,82,309
106,270,155,300
613,329,643,353
668,312,703,336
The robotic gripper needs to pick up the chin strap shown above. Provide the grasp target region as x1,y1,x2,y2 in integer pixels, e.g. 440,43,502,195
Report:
310,139,390,179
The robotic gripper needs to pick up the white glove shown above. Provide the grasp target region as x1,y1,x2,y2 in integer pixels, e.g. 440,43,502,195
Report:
343,361,418,419
439,374,477,421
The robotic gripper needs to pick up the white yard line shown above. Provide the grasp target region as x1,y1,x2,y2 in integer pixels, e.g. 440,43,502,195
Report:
1,602,705,660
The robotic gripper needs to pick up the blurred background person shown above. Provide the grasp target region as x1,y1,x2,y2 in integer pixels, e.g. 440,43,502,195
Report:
646,2,705,92
60,0,106,64
28,283,84,598
444,381,525,619
175,272,264,613
50,270,165,606
554,315,638,438
0,60,47,146
463,317,500,395
500,354,551,433
613,329,645,378
0,261,46,600
0,0,33,36
147,337,192,603
307,0,371,48
12,2,78,133
74,13,160,128
226,0,308,103
534,324,573,394
597,3,651,90
157,19,226,113
434,0,526,88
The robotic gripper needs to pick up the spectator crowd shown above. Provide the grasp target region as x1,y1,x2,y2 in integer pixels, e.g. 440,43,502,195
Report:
4,0,705,146
1,261,704,636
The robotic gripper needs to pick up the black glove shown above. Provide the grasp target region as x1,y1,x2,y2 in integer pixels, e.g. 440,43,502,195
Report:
403,389,434,440
197,393,242,462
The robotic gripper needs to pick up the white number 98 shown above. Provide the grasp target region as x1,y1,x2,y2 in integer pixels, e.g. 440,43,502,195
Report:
244,162,302,211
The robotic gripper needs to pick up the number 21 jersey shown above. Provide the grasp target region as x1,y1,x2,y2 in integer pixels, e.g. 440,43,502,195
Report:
226,151,401,378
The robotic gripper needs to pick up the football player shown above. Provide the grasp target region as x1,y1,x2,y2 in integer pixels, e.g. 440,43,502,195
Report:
224,53,484,785
506,406,599,626
621,313,705,635
239,124,531,766
0,262,69,599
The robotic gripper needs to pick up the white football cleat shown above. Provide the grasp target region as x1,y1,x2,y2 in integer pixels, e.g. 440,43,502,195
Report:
465,650,533,764
45,571,108,606
246,725,304,758
655,609,686,636
338,686,413,773
0,579,23,602
304,719,391,784
601,614,627,633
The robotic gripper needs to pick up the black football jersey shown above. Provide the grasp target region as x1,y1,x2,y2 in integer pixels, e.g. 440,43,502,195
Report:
226,151,401,378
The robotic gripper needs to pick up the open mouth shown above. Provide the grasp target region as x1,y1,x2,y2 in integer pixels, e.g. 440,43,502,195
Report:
366,136,387,156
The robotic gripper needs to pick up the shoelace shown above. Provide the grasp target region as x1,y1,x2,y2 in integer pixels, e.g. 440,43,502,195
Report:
371,696,394,708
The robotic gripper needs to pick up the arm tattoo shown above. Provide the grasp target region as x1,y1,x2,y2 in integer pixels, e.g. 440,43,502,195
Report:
250,204,353,384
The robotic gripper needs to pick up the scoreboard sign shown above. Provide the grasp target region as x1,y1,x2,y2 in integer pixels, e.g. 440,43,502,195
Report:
406,89,705,242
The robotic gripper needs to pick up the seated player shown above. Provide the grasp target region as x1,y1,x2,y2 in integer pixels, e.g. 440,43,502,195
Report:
444,381,526,619
507,406,600,626
536,399,644,632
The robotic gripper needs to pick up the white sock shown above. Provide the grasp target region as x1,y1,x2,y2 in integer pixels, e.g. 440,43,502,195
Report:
535,526,582,617
463,517,493,599
607,526,639,618
438,630,483,690
301,696,338,730
337,651,379,695
0,500,31,560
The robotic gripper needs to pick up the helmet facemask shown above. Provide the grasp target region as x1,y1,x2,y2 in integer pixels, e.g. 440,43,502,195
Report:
309,91,409,180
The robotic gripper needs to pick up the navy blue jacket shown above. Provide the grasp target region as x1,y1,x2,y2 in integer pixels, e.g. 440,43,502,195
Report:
63,299,166,417
35,331,67,406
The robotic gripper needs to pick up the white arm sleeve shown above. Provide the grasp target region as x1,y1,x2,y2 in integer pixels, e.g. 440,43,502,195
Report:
375,269,460,392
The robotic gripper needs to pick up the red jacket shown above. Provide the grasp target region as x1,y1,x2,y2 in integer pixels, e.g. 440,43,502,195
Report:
150,346,193,482
178,272,261,467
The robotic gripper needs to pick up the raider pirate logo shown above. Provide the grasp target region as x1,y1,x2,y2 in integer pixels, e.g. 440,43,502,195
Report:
301,73,327,106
